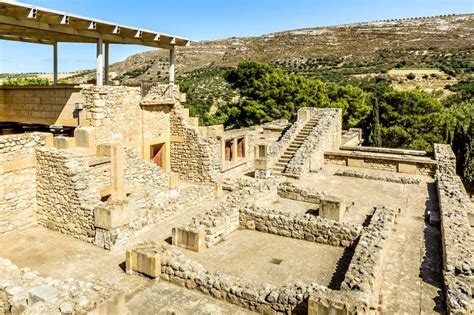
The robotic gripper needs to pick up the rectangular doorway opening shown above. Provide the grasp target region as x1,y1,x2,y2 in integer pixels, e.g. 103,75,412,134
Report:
150,143,164,168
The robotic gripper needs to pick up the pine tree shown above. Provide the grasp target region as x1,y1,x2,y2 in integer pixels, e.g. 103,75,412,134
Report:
368,96,382,147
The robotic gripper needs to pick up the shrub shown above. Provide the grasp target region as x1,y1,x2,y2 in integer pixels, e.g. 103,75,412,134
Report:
2,77,49,86
406,73,416,80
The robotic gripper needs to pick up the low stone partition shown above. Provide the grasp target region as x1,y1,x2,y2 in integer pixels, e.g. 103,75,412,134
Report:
124,243,374,314
173,179,281,251
340,145,429,157
240,205,361,248
341,206,397,292
0,257,123,314
94,183,215,249
335,169,422,185
434,144,473,314
324,150,437,176
277,182,346,221
285,108,342,176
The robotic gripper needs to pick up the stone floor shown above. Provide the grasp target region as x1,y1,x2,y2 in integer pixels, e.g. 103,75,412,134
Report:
265,197,316,217
295,165,434,226
183,229,345,287
0,167,444,314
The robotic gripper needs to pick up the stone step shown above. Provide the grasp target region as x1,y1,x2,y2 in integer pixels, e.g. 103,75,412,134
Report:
278,157,291,162
275,162,287,167
272,171,300,179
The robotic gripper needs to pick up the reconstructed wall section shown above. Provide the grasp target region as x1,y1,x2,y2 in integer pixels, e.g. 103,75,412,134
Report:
170,107,221,182
36,147,101,243
434,144,473,313
285,108,342,175
0,133,51,235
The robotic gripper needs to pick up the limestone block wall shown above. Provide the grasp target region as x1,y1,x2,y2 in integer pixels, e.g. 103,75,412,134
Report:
341,206,397,292
170,108,221,182
36,147,101,243
434,144,473,314
285,108,342,175
89,160,111,191
81,86,171,147
0,133,51,235
0,86,83,126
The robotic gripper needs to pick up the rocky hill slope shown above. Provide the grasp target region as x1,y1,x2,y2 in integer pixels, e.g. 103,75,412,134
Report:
98,14,473,85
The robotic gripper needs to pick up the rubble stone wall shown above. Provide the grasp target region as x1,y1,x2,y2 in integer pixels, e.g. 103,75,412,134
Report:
124,148,170,192
36,147,101,243
0,133,50,235
170,108,221,182
240,205,361,247
160,246,332,314
94,184,216,249
285,108,342,175
341,206,397,292
434,144,473,314
0,257,122,314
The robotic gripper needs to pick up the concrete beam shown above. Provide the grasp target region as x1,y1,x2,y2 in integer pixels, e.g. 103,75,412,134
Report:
96,38,103,86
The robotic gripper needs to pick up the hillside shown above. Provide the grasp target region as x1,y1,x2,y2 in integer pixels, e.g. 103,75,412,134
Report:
59,14,473,115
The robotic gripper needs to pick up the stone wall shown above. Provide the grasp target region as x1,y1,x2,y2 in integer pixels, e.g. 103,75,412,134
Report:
324,150,437,176
170,107,221,182
341,206,397,292
240,205,361,248
285,108,342,175
124,147,170,192
0,133,51,235
434,144,473,313
36,147,101,243
0,86,83,126
0,257,122,314
94,184,216,249
81,85,172,152
174,179,282,249
160,246,331,314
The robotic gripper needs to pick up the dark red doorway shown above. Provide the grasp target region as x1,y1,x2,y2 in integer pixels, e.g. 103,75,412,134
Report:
150,143,164,168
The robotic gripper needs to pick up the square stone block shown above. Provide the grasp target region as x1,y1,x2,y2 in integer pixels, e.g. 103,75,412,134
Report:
94,202,131,230
172,227,204,252
126,245,161,278
54,137,76,150
347,158,364,168
319,197,344,222
398,162,418,174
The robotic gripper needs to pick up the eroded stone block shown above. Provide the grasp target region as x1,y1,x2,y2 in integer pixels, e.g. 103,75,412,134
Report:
398,162,418,174
347,158,364,168
319,197,344,222
94,201,131,230
125,243,161,278
28,285,59,304
172,227,204,252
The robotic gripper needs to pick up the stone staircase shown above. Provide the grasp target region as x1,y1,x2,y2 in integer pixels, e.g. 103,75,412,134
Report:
273,117,318,176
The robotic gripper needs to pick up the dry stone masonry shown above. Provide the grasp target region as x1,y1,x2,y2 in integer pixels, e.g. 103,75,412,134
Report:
434,144,473,313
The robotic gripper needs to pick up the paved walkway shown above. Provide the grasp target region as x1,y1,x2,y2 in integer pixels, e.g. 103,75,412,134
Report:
376,182,444,313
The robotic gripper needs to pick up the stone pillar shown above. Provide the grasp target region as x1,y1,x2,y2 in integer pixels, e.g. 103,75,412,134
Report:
232,138,238,162
111,145,125,201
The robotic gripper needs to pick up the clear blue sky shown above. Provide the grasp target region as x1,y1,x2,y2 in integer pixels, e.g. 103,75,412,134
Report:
0,0,472,73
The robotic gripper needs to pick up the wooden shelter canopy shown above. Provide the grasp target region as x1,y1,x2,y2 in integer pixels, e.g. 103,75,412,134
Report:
0,0,190,49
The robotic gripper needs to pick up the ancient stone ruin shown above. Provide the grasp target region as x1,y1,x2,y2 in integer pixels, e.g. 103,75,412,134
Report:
0,82,472,314
0,3,472,315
